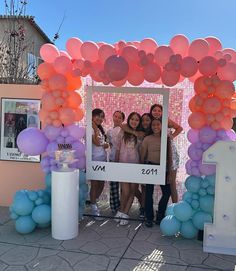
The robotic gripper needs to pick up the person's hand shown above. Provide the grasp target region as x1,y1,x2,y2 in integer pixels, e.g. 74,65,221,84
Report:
169,133,174,140
92,121,97,130
135,131,145,139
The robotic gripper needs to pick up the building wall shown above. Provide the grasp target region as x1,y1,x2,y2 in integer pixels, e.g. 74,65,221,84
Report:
0,84,44,206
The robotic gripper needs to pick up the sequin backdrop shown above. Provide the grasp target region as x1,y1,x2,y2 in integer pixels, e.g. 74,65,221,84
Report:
80,79,194,203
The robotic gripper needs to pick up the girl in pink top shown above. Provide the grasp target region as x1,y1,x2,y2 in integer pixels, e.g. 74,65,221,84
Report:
115,112,141,225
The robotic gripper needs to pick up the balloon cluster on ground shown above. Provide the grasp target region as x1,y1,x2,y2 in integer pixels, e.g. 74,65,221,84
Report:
161,175,215,239
38,35,236,88
9,171,88,234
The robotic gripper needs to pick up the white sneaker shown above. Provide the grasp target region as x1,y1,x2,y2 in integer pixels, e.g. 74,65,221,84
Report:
91,204,103,221
120,213,129,226
114,211,122,223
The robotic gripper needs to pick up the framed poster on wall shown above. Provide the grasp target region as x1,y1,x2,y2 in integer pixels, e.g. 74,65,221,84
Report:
0,98,41,162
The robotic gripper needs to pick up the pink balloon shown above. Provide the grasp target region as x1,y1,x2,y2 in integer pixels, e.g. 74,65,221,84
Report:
188,39,209,61
170,34,189,57
143,63,161,82
161,70,180,87
48,74,67,91
121,45,139,66
98,44,116,63
180,56,198,77
205,37,222,56
111,78,127,87
90,61,104,82
222,48,236,63
218,62,236,82
199,56,218,76
104,55,129,81
202,97,222,114
154,46,174,67
80,41,99,62
42,93,58,111
53,56,72,75
215,80,235,99
37,63,55,80
139,38,158,54
66,37,82,59
60,50,72,59
127,65,144,86
188,112,206,129
40,44,60,63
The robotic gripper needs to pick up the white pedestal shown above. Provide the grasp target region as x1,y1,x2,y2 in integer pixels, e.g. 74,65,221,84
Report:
51,170,79,240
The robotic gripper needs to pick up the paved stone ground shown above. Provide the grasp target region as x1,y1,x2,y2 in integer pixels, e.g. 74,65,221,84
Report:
0,205,236,271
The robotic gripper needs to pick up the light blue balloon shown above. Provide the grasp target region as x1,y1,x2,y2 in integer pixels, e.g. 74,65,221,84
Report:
192,211,212,230
45,173,51,188
182,191,192,201
174,201,193,222
185,176,202,193
165,203,176,216
15,215,36,234
42,191,51,205
10,211,19,220
32,204,51,224
35,198,43,206
191,199,199,210
12,194,34,216
160,215,181,236
198,188,207,197
37,190,44,197
204,175,215,187
206,186,215,195
192,193,199,200
199,195,214,214
201,179,209,189
180,220,198,239
27,191,38,201
80,183,89,194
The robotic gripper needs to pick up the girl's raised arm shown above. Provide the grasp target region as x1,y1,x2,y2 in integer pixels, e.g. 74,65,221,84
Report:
168,118,183,139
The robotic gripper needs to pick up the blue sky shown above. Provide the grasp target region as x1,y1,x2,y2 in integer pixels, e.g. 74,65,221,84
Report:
1,0,236,50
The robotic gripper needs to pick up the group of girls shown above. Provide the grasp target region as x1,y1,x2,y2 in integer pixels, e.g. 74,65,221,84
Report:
90,104,183,227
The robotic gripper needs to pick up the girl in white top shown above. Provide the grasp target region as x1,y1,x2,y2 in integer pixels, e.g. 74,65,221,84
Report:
107,111,125,213
90,108,109,219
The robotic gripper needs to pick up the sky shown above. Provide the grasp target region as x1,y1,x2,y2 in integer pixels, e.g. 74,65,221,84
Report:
1,0,236,51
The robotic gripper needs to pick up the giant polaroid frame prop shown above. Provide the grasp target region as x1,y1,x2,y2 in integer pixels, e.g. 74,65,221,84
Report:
86,86,169,185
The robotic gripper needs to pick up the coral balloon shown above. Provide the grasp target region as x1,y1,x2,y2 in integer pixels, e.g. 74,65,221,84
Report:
40,44,60,63
80,41,99,62
98,44,116,63
188,112,206,129
143,63,161,82
48,74,67,91
74,108,84,122
218,62,236,82
66,37,82,59
53,56,72,75
111,78,127,87
202,97,222,114
42,93,58,111
188,39,209,61
215,80,235,99
161,70,180,87
222,48,236,63
66,92,82,108
154,46,174,66
104,55,129,81
199,56,218,76
17,128,49,155
170,34,189,57
121,45,139,66
59,108,76,125
37,63,55,80
139,38,158,54
205,37,222,56
66,73,82,91
180,57,198,77
127,65,144,86
90,61,103,82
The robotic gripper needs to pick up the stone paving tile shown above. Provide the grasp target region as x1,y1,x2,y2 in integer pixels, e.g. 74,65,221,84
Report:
0,207,10,225
0,260,8,271
4,266,27,271
115,258,188,271
0,245,38,265
172,238,203,250
180,249,209,265
0,243,15,256
203,254,236,270
0,225,26,245
73,255,119,271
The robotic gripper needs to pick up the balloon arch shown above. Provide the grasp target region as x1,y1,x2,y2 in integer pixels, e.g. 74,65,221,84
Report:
10,35,236,237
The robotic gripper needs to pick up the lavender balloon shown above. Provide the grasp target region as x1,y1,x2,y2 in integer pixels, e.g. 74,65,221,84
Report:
199,127,216,144
187,129,199,143
188,144,203,161
17,128,48,155
67,124,86,140
43,125,62,141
